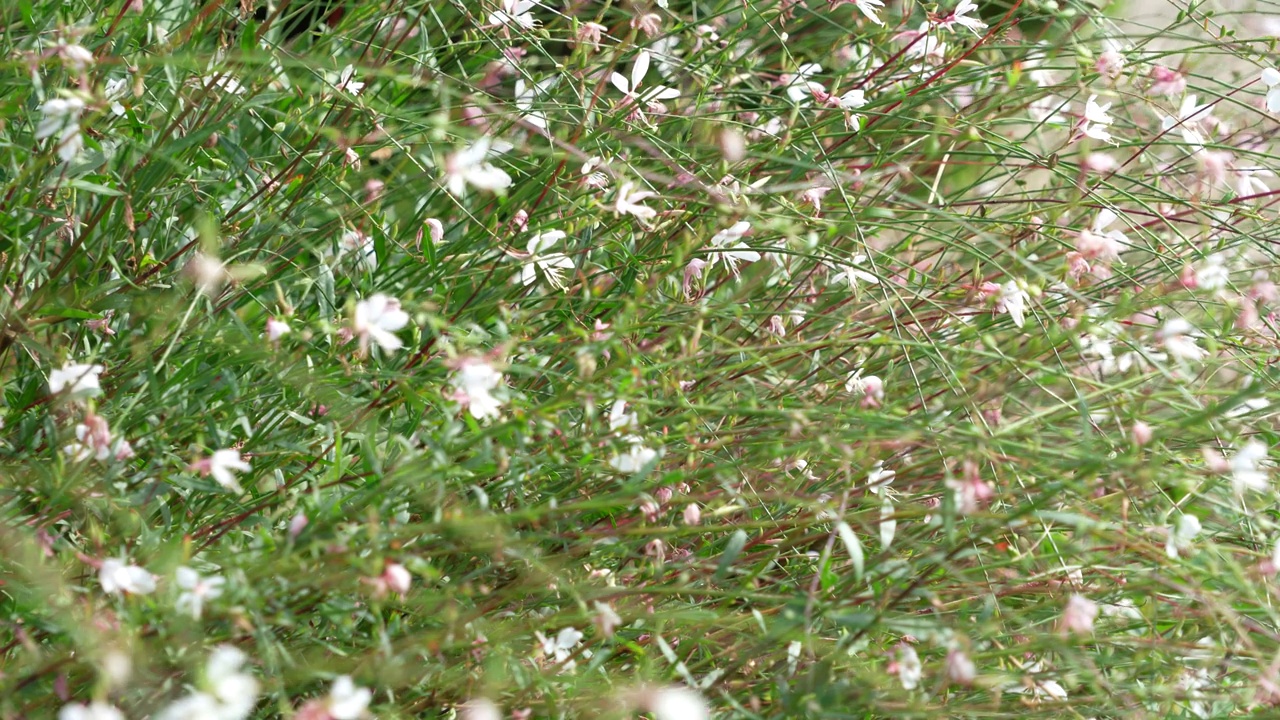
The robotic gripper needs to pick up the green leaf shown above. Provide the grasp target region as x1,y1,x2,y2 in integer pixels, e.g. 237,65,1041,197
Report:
68,179,123,196
836,521,864,582
714,529,748,581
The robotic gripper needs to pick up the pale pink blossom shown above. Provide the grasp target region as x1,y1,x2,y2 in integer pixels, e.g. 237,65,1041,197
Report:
100,558,157,595
193,449,252,493
50,362,104,400
613,181,659,221
1148,65,1186,97
175,566,225,620
353,294,410,353
946,648,977,685
452,358,505,421
383,562,412,594
935,0,986,34
266,318,291,342
1061,594,1098,634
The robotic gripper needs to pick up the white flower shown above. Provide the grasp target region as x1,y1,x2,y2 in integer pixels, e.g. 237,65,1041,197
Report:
105,77,129,116
521,230,574,289
1166,514,1202,558
609,399,640,433
175,566,225,620
1263,67,1280,113
998,280,1029,328
339,230,377,272
100,558,157,595
608,400,659,472
845,370,885,406
515,77,557,130
1194,253,1229,291
443,138,512,196
867,462,896,495
49,362,104,399
836,89,867,127
610,443,659,473
327,676,373,720
830,255,880,289
937,0,986,34
1004,659,1069,702
1081,94,1115,143
613,181,659,221
1235,164,1273,198
453,358,505,421
853,0,886,25
335,64,365,95
58,42,95,70
594,601,623,636
489,0,539,28
1159,317,1207,362
708,221,760,273
353,294,410,353
904,23,946,68
185,252,229,296
1161,94,1211,146
203,646,260,720
538,627,583,670
201,74,245,95
611,50,679,112
58,703,124,720
68,420,134,462
266,318,291,342
196,449,252,493
645,687,710,720
36,97,86,162
1077,209,1128,262
896,644,922,689
1230,438,1269,493
461,699,503,720
783,63,824,103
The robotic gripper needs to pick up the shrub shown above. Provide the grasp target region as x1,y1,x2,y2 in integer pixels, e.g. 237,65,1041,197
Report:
3,0,1280,717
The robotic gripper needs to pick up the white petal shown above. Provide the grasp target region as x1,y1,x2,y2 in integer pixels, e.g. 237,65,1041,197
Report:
632,51,651,89
610,72,631,95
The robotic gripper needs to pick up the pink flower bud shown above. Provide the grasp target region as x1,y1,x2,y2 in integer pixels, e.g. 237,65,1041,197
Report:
288,513,309,539
683,503,701,525
576,22,606,47
425,218,444,245
945,648,976,685
383,562,412,595
1131,421,1153,447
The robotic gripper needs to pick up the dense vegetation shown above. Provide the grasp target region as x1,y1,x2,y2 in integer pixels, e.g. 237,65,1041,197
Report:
4,0,1280,717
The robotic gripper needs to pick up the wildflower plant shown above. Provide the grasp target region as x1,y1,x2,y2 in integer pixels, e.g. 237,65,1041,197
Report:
4,0,1280,718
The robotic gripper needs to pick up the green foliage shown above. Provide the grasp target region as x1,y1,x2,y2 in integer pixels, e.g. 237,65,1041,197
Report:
3,0,1280,718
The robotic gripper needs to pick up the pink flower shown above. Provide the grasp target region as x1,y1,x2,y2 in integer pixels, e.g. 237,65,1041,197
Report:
577,21,607,47
266,318,291,342
382,562,412,595
683,503,702,525
1132,421,1153,446
1148,65,1186,97
945,648,977,685
1061,594,1098,634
